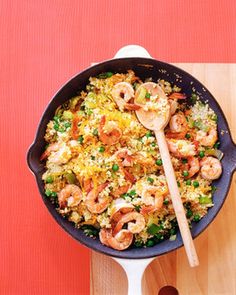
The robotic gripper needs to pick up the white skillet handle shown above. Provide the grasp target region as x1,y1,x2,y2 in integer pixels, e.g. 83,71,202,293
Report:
114,44,152,58
112,257,154,295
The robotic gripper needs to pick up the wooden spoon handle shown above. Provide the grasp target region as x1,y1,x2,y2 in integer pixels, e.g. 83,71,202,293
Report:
154,130,199,267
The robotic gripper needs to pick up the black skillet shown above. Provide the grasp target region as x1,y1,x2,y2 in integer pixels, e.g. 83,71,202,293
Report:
27,46,236,277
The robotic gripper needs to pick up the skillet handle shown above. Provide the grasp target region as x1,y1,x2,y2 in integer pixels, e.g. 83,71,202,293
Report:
112,257,154,295
114,45,152,58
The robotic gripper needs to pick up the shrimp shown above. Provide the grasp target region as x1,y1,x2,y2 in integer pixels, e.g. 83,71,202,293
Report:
85,182,111,214
167,139,197,158
58,184,83,208
200,156,222,180
98,115,122,145
196,128,217,147
187,157,200,178
110,198,134,221
167,112,188,139
168,92,187,100
40,142,72,164
111,82,140,111
40,143,59,161
113,212,145,235
114,148,133,167
169,99,179,115
140,186,165,214
120,166,136,184
112,184,131,199
99,228,133,250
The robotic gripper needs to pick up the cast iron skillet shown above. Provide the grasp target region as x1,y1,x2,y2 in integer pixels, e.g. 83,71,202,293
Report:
27,46,236,259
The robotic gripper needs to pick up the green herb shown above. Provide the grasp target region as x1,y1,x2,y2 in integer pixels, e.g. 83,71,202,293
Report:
147,223,161,235
134,240,143,248
112,164,119,172
151,142,156,147
53,116,60,123
97,72,113,79
191,93,198,104
163,199,169,205
91,156,95,160
211,185,217,193
193,119,202,129
183,170,189,177
86,109,93,116
64,122,71,128
182,158,188,164
134,205,141,212
129,190,136,196
193,214,201,222
185,133,191,139
146,239,155,247
199,151,205,158
145,92,151,99
54,123,59,131
193,180,199,188
99,146,105,153
78,135,84,144
186,179,191,185
93,128,98,136
147,177,154,184
186,209,193,218
211,114,218,122
46,176,53,183
156,159,162,166
45,189,57,198
177,181,180,187
81,225,99,237
213,141,220,149
146,131,152,138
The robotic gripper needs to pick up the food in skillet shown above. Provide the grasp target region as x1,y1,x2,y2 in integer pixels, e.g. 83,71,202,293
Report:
41,70,223,250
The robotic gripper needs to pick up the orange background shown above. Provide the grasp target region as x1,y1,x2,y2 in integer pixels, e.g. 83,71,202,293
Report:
0,1,235,294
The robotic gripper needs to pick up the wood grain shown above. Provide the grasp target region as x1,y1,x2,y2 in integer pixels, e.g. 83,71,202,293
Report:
90,64,236,295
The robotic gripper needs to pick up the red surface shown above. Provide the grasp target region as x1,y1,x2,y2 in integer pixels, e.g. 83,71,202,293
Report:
0,1,235,294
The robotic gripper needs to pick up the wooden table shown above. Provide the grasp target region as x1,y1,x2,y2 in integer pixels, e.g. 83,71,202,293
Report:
90,64,236,295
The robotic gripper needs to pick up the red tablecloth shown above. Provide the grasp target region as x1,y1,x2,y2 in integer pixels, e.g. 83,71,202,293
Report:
1,1,235,294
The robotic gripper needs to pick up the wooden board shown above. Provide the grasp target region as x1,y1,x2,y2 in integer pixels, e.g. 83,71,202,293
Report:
90,64,236,295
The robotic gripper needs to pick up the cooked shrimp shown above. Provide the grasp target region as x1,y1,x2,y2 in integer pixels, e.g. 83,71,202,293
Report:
40,143,59,161
167,112,188,139
196,128,217,147
114,148,133,167
112,184,131,199
113,212,145,235
167,139,197,158
99,228,133,250
110,198,134,222
111,82,140,111
187,157,200,178
140,186,165,214
40,142,72,164
200,156,222,180
169,99,178,115
168,92,187,100
83,178,93,193
98,115,122,145
85,182,111,214
58,184,83,208
120,166,136,184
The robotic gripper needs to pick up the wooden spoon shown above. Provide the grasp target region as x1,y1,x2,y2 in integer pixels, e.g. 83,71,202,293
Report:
135,82,199,267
